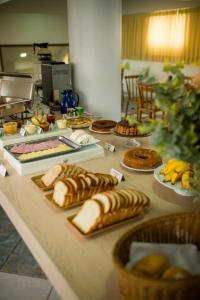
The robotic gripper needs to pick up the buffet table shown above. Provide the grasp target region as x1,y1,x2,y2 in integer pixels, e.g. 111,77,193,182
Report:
0,131,199,300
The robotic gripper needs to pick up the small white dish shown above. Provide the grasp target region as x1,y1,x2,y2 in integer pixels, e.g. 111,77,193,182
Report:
123,138,141,148
24,124,37,135
69,130,100,146
56,119,67,129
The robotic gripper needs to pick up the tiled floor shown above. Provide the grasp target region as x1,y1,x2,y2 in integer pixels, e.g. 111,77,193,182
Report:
0,206,60,300
1,239,46,279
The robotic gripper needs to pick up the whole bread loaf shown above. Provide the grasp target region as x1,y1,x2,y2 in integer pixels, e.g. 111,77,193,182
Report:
41,163,87,188
72,188,150,234
53,173,118,208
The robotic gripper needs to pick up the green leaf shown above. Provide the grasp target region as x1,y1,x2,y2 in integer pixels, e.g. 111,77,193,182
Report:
141,63,200,192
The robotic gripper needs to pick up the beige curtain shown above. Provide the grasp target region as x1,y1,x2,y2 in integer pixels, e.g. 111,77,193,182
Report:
122,8,200,64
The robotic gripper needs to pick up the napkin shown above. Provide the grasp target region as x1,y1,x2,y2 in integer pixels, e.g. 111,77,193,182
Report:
126,242,200,275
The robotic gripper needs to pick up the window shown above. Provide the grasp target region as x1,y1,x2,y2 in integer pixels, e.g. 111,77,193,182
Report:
122,8,200,63
148,13,186,49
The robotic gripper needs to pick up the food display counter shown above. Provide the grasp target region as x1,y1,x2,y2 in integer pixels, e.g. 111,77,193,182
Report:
0,131,199,300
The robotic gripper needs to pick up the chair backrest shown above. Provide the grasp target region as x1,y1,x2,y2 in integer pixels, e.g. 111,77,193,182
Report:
124,75,140,100
184,76,192,85
138,83,155,108
121,68,124,82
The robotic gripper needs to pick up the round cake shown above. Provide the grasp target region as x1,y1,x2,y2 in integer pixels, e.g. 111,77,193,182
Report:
123,148,162,169
115,120,138,136
92,120,116,132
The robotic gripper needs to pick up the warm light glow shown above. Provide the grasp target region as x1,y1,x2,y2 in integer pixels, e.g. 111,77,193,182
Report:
148,13,186,49
20,52,27,58
63,53,69,64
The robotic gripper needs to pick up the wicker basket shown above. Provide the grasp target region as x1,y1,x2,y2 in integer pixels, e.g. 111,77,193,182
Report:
113,212,200,300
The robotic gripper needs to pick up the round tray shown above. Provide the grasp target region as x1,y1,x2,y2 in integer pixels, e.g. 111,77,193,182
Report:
89,126,112,134
66,118,93,129
120,160,157,172
154,165,197,196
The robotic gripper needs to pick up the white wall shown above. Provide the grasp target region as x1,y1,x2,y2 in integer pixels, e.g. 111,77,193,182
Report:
122,60,200,79
68,0,121,121
0,13,68,44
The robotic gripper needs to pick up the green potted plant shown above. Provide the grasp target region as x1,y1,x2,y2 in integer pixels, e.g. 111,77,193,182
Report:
141,63,200,195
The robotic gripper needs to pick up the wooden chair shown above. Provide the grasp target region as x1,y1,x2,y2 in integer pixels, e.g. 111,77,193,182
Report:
184,76,192,85
121,68,125,104
124,75,140,118
184,76,193,90
137,83,165,122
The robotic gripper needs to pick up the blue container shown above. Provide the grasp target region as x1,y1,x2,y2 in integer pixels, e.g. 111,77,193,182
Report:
60,89,79,114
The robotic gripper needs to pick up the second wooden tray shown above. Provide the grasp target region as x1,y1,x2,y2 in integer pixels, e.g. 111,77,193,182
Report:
45,192,85,210
31,174,53,192
66,212,144,238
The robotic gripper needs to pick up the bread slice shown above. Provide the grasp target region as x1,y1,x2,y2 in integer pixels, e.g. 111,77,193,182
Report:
53,180,69,207
53,179,78,207
92,192,112,213
62,163,87,177
54,180,68,195
118,189,132,207
41,164,64,187
53,191,66,207
72,199,103,234
125,189,140,206
86,173,100,186
108,190,121,210
41,163,88,189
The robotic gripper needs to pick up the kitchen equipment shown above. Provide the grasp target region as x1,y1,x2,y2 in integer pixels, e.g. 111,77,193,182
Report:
41,63,72,104
0,72,34,118
33,43,52,62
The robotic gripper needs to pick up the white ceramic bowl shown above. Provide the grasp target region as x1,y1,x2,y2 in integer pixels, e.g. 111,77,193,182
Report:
24,124,37,135
56,119,67,129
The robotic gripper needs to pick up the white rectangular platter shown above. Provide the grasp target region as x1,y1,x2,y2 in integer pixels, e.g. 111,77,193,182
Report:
0,127,73,150
3,144,104,176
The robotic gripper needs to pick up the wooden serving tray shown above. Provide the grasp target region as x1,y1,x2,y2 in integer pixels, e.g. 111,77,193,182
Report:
31,174,53,192
45,192,85,210
66,213,144,238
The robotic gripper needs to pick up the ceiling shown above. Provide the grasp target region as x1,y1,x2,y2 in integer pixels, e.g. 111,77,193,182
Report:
0,0,67,14
0,0,199,15
122,0,200,14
